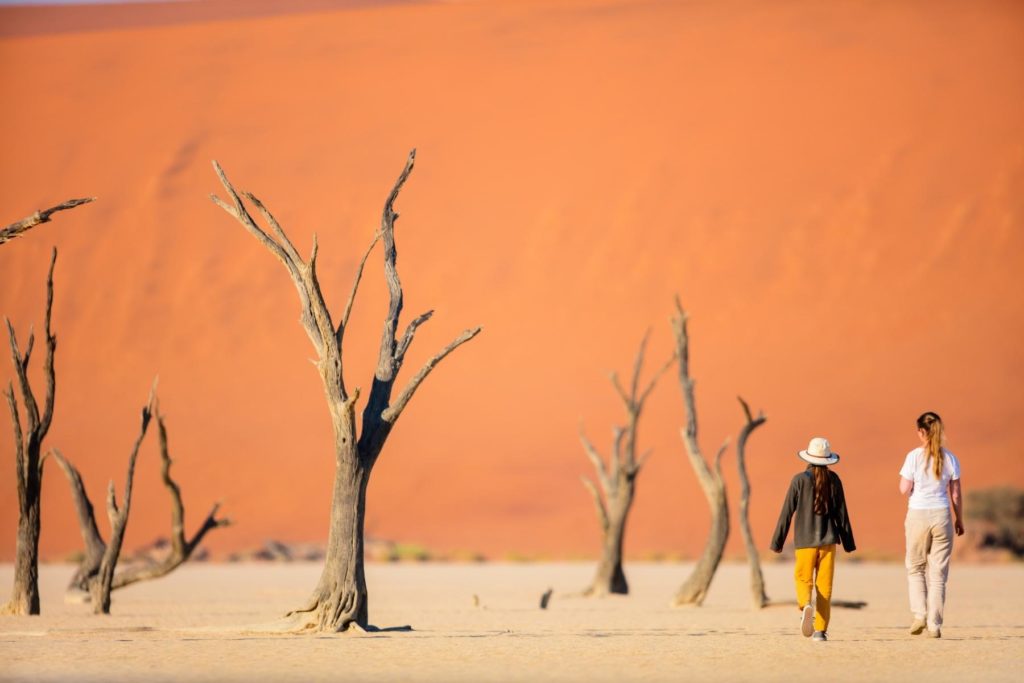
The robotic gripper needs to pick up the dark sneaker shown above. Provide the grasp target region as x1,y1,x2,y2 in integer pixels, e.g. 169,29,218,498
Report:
812,630,828,642
800,605,814,637
910,619,927,635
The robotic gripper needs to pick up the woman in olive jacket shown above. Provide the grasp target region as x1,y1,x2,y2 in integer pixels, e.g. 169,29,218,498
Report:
770,437,856,642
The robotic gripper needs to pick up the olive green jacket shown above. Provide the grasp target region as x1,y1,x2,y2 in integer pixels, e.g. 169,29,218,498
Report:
770,467,856,553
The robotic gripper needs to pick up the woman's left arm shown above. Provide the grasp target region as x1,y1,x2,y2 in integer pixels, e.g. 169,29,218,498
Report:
834,476,857,553
899,477,914,496
949,479,964,536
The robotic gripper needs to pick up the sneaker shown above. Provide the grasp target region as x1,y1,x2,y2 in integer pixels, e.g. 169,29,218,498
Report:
812,630,828,642
800,605,814,637
927,628,941,639
909,618,927,635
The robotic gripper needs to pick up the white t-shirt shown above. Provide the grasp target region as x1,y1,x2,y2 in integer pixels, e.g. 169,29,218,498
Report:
899,447,961,510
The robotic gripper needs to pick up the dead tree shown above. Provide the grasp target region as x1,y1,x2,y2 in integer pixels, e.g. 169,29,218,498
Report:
0,198,94,246
88,387,155,614
580,333,673,596
2,198,92,615
736,396,768,609
210,149,481,632
671,297,730,606
2,249,57,616
51,401,229,598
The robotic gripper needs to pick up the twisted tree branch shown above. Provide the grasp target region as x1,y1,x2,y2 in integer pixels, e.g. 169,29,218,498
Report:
395,310,434,368
113,405,230,589
382,326,483,425
90,385,156,613
581,476,609,532
5,383,25,513
338,230,382,341
0,198,94,246
50,449,105,583
211,161,338,378
6,320,39,434
579,426,610,494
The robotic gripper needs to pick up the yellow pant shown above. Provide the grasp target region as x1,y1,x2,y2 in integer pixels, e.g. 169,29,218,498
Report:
794,545,836,632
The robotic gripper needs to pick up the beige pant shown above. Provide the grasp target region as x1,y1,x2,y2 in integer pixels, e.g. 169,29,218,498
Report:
905,508,954,629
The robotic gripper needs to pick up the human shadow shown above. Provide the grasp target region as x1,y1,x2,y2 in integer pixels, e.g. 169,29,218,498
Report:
765,598,868,609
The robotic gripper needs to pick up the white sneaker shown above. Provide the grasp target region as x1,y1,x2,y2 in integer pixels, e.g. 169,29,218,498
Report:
800,605,814,637
812,630,828,642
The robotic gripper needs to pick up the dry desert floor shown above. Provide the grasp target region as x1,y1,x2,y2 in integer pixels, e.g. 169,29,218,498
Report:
1,561,1022,682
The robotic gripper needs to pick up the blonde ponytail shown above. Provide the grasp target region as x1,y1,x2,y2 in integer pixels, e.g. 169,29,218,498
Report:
916,412,945,480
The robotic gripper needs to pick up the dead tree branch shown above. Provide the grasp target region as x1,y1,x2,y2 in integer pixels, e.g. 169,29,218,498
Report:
89,385,156,614
50,449,105,594
0,198,94,246
53,402,229,598
112,405,231,588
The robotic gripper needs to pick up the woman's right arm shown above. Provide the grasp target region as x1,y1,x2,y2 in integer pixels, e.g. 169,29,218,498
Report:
899,451,917,496
770,478,798,553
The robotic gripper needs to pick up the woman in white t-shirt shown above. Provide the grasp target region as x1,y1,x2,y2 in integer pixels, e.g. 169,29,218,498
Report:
898,411,964,638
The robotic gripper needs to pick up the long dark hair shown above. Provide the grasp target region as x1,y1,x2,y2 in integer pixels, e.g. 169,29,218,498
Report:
812,465,832,515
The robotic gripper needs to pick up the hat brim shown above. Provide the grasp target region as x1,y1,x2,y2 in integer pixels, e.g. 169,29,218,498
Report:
798,450,840,466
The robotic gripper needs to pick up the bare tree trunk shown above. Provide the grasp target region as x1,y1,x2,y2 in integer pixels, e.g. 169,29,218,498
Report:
287,439,370,630
5,492,42,616
671,297,730,607
89,388,155,614
736,397,768,609
1,198,94,246
52,402,229,596
580,333,673,597
2,249,57,616
591,512,630,595
210,149,480,632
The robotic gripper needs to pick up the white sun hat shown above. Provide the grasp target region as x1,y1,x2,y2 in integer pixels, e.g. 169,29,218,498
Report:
798,437,840,466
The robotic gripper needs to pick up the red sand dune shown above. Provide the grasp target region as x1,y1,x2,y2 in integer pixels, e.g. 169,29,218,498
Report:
1,0,1022,562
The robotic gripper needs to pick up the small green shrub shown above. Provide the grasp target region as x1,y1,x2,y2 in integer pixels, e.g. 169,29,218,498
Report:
966,487,1024,556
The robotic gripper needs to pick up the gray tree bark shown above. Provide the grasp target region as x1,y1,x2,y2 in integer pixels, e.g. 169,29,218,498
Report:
52,401,229,597
671,297,730,607
210,149,480,632
0,198,94,246
736,397,768,609
2,249,57,616
580,333,673,597
89,387,156,614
